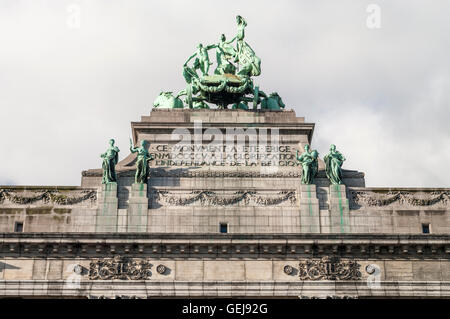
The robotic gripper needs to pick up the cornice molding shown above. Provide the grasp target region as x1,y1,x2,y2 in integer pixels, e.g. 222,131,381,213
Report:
1,233,449,258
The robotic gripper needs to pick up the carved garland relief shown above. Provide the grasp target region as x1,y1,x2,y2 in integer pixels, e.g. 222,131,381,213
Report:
151,190,297,207
0,189,97,205
285,256,361,281
349,190,449,208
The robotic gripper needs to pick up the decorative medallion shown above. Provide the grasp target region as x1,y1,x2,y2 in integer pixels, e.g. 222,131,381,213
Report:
365,264,376,275
73,264,83,275
296,256,361,281
89,256,153,280
283,265,293,275
156,264,167,275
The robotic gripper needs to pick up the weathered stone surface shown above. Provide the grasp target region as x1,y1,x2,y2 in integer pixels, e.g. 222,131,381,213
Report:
1,109,449,298
96,183,118,233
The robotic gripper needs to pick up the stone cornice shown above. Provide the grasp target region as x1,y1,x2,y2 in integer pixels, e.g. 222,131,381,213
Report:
2,280,450,298
81,168,365,179
1,233,449,257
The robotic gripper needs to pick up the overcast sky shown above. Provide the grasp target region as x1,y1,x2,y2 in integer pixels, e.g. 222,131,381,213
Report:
0,0,449,187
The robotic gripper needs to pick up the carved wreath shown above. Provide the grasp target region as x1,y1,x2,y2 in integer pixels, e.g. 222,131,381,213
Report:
89,256,152,280
298,256,361,281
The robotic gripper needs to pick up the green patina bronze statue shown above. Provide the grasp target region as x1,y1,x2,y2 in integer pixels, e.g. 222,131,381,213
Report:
296,145,319,184
101,139,120,184
231,101,249,110
234,15,261,77
153,91,184,109
185,43,216,77
154,15,285,110
260,92,285,110
214,34,237,75
158,15,278,110
324,144,346,185
129,138,153,184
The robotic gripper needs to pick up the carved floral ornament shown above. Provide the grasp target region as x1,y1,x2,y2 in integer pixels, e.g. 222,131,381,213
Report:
90,256,163,280
152,190,297,207
284,256,361,281
0,189,97,205
349,190,449,208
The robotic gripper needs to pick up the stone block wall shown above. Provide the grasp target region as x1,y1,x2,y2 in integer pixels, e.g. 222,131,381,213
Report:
0,185,449,235
1,110,449,235
1,233,450,298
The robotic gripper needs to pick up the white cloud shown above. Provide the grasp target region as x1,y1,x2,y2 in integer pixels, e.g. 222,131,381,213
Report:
0,0,449,187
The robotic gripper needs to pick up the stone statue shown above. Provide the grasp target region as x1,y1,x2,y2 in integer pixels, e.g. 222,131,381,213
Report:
185,43,216,76
296,145,319,184
129,138,153,184
324,144,346,185
260,92,285,110
101,139,120,184
153,92,184,109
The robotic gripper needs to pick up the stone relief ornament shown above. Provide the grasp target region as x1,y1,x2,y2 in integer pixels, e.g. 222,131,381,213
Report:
152,190,297,207
365,264,377,275
0,188,97,205
283,265,294,275
89,256,153,280
349,189,449,208
156,264,167,275
296,256,361,281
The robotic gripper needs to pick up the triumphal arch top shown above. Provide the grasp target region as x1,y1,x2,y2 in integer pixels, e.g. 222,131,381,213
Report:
1,16,449,299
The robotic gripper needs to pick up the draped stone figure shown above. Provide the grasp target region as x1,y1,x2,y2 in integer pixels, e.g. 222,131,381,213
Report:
101,139,120,184
129,139,153,184
324,144,346,185
296,144,319,184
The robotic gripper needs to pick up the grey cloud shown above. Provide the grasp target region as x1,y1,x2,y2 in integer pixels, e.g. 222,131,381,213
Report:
0,0,449,187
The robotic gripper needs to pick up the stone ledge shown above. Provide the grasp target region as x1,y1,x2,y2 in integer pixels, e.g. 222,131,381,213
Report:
1,232,449,240
1,280,450,298
1,233,450,257
80,168,365,179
